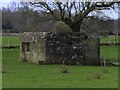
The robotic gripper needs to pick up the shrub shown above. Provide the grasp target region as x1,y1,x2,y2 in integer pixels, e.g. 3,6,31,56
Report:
52,21,72,32
94,73,102,79
60,65,69,74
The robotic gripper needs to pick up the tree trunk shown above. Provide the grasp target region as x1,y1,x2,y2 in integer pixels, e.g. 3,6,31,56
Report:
71,18,83,32
63,17,83,32
71,21,82,32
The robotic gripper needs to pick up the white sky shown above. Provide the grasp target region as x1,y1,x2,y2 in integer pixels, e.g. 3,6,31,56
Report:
0,0,20,8
0,0,119,19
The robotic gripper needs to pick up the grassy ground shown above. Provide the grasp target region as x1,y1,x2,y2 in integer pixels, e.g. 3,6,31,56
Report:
0,36,20,46
2,48,118,88
2,35,119,88
100,36,120,43
100,45,119,62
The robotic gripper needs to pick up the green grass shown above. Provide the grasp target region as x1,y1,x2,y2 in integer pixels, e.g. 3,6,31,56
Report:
0,36,20,46
100,36,120,43
2,35,119,88
100,45,119,62
2,48,118,88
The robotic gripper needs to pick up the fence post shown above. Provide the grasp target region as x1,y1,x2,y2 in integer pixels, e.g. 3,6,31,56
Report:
109,36,111,45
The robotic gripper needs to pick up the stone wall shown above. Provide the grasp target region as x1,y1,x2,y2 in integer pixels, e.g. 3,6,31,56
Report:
20,32,100,65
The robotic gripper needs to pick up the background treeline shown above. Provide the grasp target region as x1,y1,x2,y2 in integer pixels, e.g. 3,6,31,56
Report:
2,2,55,33
1,2,120,36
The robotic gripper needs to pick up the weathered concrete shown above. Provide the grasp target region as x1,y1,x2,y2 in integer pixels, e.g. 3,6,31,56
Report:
20,32,100,65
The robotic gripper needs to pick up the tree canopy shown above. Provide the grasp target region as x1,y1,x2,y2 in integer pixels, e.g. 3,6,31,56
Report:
30,1,120,32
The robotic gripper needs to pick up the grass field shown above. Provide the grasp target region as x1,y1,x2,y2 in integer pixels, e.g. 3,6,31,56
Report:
0,36,20,46
1,35,119,88
2,48,118,88
100,45,119,62
100,36,120,43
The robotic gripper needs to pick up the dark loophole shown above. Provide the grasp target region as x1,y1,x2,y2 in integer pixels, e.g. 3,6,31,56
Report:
68,42,72,44
83,35,88,40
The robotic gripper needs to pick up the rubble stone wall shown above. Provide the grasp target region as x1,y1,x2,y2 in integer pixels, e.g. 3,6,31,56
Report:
20,32,100,65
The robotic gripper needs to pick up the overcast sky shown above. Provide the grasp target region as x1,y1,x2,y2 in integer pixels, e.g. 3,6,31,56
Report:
0,0,119,19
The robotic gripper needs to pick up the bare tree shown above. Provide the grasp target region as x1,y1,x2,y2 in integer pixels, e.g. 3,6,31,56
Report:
29,1,120,32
